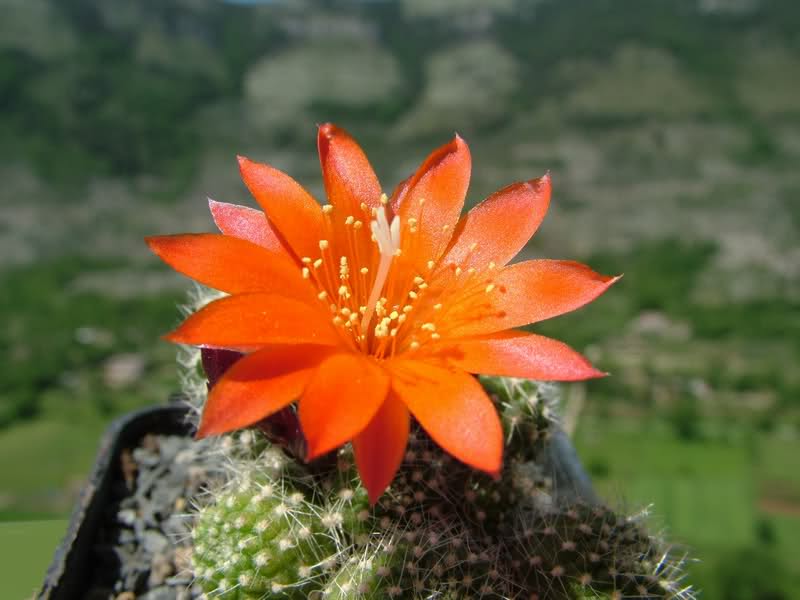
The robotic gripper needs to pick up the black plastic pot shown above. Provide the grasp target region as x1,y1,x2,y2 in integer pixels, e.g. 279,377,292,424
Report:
38,402,596,599
38,403,193,600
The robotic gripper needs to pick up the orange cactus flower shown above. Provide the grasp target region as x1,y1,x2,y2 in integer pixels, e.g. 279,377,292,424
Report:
146,124,617,503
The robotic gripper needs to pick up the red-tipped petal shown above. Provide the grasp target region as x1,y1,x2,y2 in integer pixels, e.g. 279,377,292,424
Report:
208,199,288,255
447,260,620,337
387,359,502,475
424,330,606,381
299,353,390,461
318,123,383,214
439,174,551,273
393,134,472,265
238,156,325,260
353,391,410,504
145,233,312,299
165,293,341,348
197,345,334,438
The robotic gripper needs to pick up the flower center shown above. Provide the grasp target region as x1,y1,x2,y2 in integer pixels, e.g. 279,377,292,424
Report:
297,196,502,357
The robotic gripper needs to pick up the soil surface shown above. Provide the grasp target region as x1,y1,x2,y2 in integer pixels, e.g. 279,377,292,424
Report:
83,432,223,600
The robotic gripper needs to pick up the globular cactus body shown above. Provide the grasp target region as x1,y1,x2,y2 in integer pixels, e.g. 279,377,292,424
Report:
188,374,693,600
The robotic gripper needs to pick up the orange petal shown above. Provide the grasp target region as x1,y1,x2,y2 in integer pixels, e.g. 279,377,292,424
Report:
447,260,620,337
208,199,289,255
299,353,390,460
238,156,325,260
197,345,334,438
318,123,383,214
424,330,606,381
392,134,471,266
146,233,312,299
353,391,410,504
165,293,341,348
387,359,502,475
438,174,551,274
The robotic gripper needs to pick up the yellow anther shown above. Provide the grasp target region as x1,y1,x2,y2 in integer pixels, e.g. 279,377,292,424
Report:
359,306,367,315
322,205,333,214
374,316,392,338
419,198,426,206
402,305,413,313
408,291,418,300
389,311,399,320
338,285,350,298
318,291,328,300
427,260,435,270
339,256,349,279
319,240,329,250
345,215,355,225
431,333,441,340
349,312,359,323
301,257,312,264
413,276,424,285
354,221,363,229
341,307,351,317
332,316,344,326
360,267,369,275
408,217,418,227
360,202,368,212
433,303,442,311
409,341,420,350
469,242,478,251
313,258,323,269
442,224,449,232
394,248,402,257
397,314,407,324
380,193,389,205
485,284,496,293
421,322,436,332
390,328,398,337
302,268,310,279
488,261,496,270
419,283,428,290
455,267,462,276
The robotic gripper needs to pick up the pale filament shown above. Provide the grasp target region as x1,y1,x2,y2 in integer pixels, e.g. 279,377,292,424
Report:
361,206,400,336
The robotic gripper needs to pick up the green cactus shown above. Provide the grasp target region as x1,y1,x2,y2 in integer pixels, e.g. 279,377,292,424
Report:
187,372,694,600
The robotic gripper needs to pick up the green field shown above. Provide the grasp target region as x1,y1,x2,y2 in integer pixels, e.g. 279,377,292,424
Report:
575,417,800,598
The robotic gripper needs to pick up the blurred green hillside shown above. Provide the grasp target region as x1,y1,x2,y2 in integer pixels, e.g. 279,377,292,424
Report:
1,1,799,597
